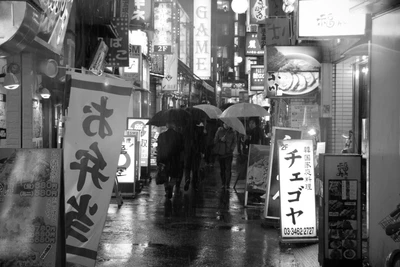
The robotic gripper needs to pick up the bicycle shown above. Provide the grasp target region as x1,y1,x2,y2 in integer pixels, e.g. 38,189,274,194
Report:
379,203,400,266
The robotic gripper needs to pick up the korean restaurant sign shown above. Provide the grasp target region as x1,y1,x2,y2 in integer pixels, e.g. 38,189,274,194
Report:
153,2,173,54
298,0,366,38
129,0,153,29
278,139,317,242
127,118,150,167
265,127,302,220
63,72,131,267
0,149,62,267
193,0,211,80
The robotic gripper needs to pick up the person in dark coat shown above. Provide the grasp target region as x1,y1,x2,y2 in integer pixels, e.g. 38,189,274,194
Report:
156,121,184,199
183,120,207,191
213,123,237,190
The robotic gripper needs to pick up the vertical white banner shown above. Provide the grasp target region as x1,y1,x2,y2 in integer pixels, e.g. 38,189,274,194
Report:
63,72,131,266
193,0,211,79
162,51,178,91
278,139,317,240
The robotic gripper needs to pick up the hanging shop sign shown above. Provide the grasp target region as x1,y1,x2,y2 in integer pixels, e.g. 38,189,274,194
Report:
257,18,291,48
0,148,62,267
250,65,320,95
249,0,286,23
244,144,271,206
298,0,366,39
102,17,129,67
250,65,265,91
265,127,302,220
162,51,178,91
268,0,286,17
153,2,173,54
150,54,164,76
129,0,153,29
120,44,141,87
179,6,191,67
319,154,362,265
35,0,74,54
249,0,268,24
278,139,318,242
246,32,264,56
127,118,150,168
193,0,212,80
63,72,131,267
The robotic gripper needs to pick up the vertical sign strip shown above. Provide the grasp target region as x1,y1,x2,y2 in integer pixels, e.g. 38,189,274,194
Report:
153,2,173,54
63,72,131,267
278,139,317,241
193,0,211,79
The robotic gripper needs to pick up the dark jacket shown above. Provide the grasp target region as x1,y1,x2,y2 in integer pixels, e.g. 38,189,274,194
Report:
157,128,183,177
213,126,237,157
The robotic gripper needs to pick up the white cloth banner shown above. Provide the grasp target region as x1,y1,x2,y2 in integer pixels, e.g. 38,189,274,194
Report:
63,72,131,266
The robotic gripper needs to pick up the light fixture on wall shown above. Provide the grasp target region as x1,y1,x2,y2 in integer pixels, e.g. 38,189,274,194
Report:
231,0,248,14
0,63,21,90
38,85,51,99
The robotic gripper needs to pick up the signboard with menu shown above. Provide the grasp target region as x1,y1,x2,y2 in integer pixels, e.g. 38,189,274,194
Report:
319,154,362,266
0,149,62,267
245,144,271,206
278,139,318,242
297,0,366,39
117,135,137,196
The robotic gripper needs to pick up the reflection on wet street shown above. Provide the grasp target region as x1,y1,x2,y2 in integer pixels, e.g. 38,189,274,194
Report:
96,163,296,266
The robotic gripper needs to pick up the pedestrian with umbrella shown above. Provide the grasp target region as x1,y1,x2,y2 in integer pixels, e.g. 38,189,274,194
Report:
219,103,270,190
148,109,190,198
213,122,237,190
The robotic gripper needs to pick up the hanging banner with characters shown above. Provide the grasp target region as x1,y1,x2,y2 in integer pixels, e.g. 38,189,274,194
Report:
63,72,131,267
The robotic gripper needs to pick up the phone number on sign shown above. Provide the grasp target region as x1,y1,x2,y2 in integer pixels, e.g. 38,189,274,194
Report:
283,227,315,236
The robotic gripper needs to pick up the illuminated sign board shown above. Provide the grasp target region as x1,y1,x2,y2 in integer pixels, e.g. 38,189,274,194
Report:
127,118,150,167
250,65,265,91
35,0,74,54
298,0,366,38
193,0,211,79
153,2,173,54
278,139,317,241
129,0,153,29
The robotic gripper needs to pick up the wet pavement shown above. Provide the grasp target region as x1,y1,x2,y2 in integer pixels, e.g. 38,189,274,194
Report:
96,159,305,267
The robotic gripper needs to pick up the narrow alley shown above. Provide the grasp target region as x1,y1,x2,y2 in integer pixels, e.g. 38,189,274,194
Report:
95,161,311,267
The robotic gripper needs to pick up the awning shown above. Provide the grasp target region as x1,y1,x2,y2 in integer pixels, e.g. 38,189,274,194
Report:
178,60,214,93
341,37,370,57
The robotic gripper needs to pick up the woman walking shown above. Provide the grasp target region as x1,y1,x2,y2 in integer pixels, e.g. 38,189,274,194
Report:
213,123,237,190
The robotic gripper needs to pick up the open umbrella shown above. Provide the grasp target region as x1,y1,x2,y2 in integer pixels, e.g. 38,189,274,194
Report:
147,108,191,127
184,107,209,122
193,104,222,119
218,116,246,135
220,103,270,118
